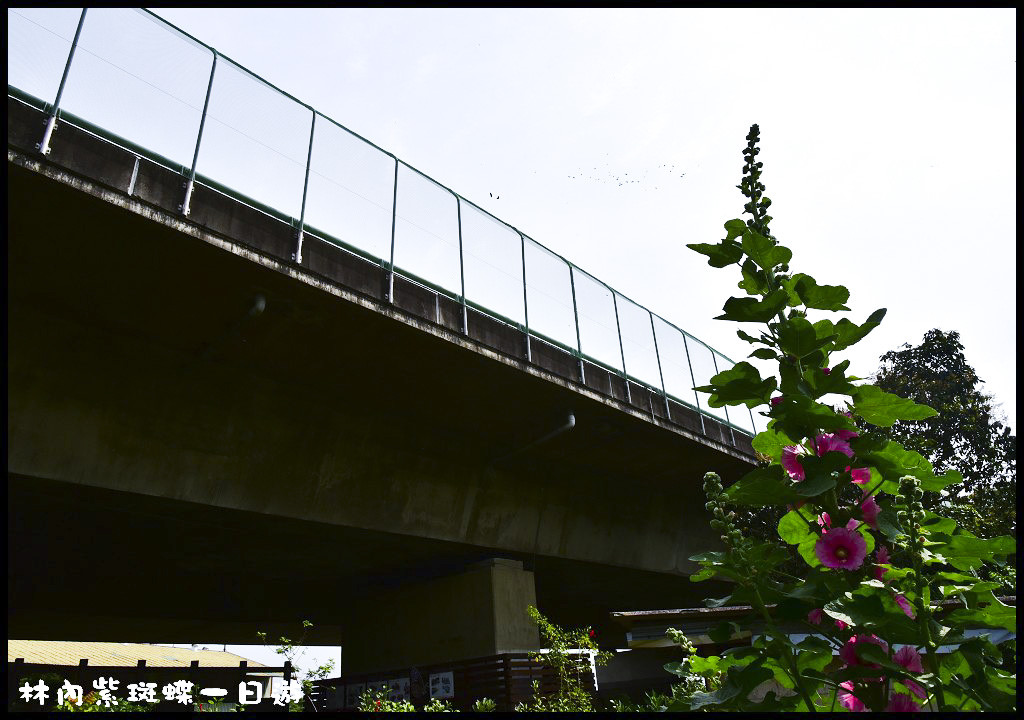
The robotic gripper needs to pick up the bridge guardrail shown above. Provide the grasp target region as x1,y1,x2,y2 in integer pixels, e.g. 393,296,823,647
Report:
7,7,763,442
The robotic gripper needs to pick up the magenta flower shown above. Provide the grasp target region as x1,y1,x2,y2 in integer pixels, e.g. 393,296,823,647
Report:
836,618,850,631
815,433,854,458
894,645,925,674
894,594,916,619
861,495,880,530
822,367,832,375
849,466,871,484
817,511,831,529
838,681,865,712
874,546,891,581
807,608,824,625
840,634,889,668
886,693,920,712
770,395,783,407
781,445,806,481
902,679,928,701
816,527,868,570
835,427,859,442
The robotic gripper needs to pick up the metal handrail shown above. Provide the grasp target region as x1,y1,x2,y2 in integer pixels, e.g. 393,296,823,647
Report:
8,6,759,439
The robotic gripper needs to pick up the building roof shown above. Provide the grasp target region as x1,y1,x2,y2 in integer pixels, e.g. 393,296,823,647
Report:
8,640,267,668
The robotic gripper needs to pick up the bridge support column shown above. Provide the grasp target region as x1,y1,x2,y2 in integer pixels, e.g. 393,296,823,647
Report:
342,558,540,675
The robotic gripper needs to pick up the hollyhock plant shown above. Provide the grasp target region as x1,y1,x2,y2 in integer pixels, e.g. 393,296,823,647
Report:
894,594,916,619
837,681,865,712
886,693,920,712
681,125,1017,712
781,445,806,481
816,527,868,570
860,495,880,529
840,634,888,668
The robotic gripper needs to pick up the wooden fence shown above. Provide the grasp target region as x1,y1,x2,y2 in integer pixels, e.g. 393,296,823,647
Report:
309,652,596,712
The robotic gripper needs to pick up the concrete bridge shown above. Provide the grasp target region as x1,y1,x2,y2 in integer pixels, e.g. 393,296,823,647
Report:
7,47,756,673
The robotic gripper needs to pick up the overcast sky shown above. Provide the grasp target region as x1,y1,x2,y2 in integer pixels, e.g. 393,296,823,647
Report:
144,7,1016,431
10,6,1015,678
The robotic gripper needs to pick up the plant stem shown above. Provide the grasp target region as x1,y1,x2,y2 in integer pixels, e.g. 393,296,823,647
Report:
751,586,816,713
908,516,946,710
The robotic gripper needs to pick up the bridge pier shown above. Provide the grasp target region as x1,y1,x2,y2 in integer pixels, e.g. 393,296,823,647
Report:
340,558,540,676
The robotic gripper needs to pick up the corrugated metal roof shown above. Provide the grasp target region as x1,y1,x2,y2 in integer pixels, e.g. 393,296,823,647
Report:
7,640,267,668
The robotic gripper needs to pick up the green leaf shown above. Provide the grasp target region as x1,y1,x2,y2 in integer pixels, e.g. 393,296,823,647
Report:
769,395,857,441
795,473,838,497
798,534,821,568
792,273,851,311
716,289,789,323
777,317,834,358
698,361,777,408
804,360,857,398
852,384,938,427
778,510,814,544
724,466,800,506
709,621,742,644
737,328,764,344
724,218,746,241
751,424,796,460
875,508,905,540
738,259,770,296
749,347,779,360
832,308,886,351
688,240,743,268
741,229,792,272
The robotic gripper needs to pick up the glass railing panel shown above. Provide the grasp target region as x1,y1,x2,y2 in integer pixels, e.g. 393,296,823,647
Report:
7,7,82,107
461,203,525,326
713,351,756,435
652,317,697,409
57,8,212,168
198,57,311,218
572,268,623,371
684,333,730,425
524,240,576,349
305,118,394,262
616,295,662,388
392,164,461,296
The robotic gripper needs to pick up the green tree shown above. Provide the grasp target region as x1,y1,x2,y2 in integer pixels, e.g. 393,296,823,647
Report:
869,329,1016,540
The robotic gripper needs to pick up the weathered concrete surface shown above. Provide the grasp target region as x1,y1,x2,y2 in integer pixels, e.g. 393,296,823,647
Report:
7,96,751,649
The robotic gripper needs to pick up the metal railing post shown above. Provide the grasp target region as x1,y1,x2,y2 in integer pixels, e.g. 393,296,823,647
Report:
37,8,87,156
517,230,531,362
682,332,707,436
649,312,671,420
455,196,467,334
610,290,632,404
293,109,316,264
386,157,399,302
568,264,585,384
181,50,218,216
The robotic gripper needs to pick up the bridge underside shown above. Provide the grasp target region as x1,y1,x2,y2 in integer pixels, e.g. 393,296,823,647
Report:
8,98,752,667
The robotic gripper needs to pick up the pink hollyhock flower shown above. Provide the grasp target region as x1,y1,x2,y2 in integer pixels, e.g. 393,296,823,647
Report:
835,427,859,441
849,466,871,484
838,681,865,712
894,645,925,674
840,634,889,667
902,679,928,701
817,511,831,529
894,594,916,619
770,395,783,407
874,545,891,581
807,608,824,625
836,619,849,631
816,527,868,570
861,495,880,530
886,693,920,712
782,445,806,481
822,367,832,375
815,433,854,458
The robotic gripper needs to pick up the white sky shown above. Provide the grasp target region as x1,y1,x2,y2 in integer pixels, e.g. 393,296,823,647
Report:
145,7,1015,430
8,6,1016,680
